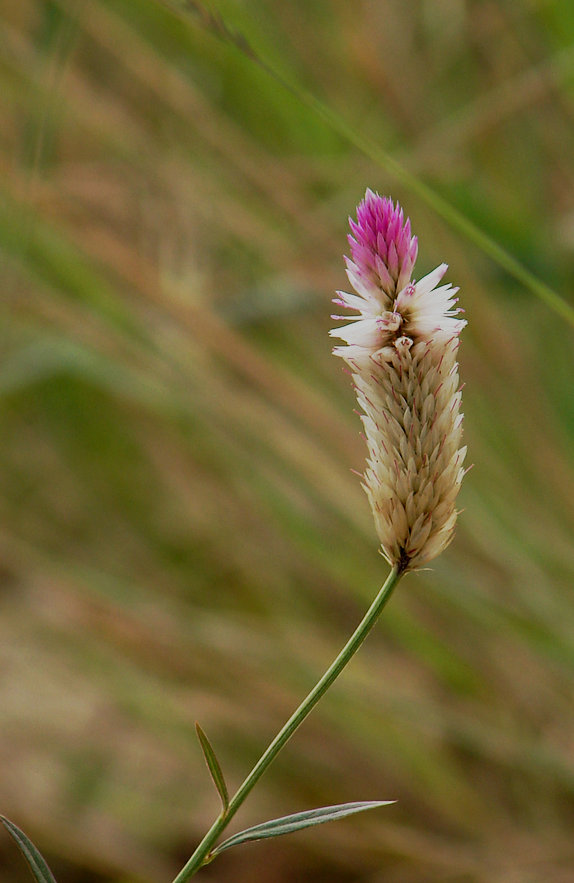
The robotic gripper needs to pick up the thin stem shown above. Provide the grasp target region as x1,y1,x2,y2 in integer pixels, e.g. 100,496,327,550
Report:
172,564,404,881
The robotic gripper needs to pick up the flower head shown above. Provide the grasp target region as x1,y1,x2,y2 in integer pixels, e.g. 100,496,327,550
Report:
332,191,465,363
332,191,467,572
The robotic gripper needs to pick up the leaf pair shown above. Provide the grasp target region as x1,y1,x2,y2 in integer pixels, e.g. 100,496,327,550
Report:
196,722,394,859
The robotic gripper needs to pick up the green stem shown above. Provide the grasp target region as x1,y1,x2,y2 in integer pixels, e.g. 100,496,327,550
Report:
172,564,404,881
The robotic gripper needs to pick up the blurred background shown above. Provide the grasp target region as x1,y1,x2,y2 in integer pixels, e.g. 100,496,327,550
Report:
1,1,574,881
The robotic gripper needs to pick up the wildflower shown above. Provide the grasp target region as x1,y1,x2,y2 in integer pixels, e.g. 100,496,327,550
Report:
331,191,467,572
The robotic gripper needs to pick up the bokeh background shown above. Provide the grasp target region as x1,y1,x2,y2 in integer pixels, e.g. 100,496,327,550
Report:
2,1,574,881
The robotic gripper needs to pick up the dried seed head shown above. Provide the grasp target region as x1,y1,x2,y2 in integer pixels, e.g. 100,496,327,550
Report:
332,191,467,572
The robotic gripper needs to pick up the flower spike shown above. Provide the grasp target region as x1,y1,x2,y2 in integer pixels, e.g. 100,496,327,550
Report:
332,190,467,571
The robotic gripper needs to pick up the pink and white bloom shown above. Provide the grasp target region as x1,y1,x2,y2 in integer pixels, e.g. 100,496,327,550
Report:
332,190,467,572
332,191,465,362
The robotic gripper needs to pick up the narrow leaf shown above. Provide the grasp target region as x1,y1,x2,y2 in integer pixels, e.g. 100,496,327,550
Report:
211,800,395,856
195,723,229,812
1,817,58,883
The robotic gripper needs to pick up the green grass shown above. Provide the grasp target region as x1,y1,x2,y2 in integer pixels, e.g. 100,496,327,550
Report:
1,1,574,881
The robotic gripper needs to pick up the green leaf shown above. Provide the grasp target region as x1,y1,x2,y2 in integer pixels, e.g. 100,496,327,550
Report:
1,816,58,883
211,800,395,857
195,723,229,812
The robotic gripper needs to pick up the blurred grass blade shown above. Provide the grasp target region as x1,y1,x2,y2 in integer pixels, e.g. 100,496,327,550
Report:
168,0,574,328
211,800,395,857
195,723,229,812
1,817,58,883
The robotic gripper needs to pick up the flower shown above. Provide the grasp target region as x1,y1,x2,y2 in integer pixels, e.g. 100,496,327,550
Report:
332,190,467,572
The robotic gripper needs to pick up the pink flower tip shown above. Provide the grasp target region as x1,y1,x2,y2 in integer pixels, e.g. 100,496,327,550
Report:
348,190,418,302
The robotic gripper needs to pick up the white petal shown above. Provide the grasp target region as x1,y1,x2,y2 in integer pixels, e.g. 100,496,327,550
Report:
329,317,381,347
335,290,380,317
414,263,448,295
